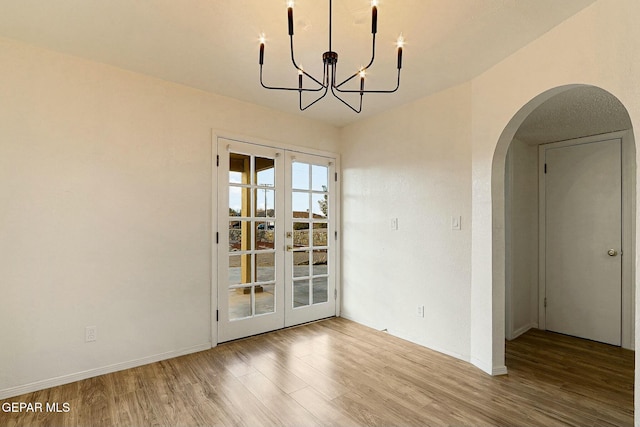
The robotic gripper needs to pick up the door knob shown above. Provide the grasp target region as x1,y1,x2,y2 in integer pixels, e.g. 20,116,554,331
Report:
608,249,618,257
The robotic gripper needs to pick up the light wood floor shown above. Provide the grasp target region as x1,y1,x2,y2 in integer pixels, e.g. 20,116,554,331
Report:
0,317,634,426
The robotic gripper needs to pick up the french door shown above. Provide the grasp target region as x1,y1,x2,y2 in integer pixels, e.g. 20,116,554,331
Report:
217,138,337,343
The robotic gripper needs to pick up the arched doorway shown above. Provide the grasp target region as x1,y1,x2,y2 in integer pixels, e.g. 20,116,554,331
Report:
492,84,636,364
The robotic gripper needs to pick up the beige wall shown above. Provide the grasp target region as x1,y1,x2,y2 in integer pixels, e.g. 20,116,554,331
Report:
340,82,473,360
341,0,640,413
0,37,339,397
505,139,538,339
3,0,640,420
471,0,640,376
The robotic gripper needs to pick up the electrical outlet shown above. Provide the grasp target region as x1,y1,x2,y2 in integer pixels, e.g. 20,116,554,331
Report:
417,305,424,318
85,326,97,342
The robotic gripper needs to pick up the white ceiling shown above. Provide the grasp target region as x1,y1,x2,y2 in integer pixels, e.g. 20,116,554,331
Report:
0,0,597,127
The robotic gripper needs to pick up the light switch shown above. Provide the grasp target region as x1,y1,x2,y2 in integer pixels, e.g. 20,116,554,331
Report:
391,218,398,230
452,215,461,230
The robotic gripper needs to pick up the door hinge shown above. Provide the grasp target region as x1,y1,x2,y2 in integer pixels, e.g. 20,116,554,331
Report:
216,310,219,322
544,297,547,308
216,232,219,244
544,163,547,174
216,155,220,167
334,289,337,299
335,172,338,182
335,231,338,240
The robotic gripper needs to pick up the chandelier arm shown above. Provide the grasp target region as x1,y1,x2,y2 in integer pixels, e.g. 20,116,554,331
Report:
329,84,363,113
334,34,377,89
300,85,330,111
301,70,326,91
260,66,325,92
334,69,401,94
288,32,301,70
289,36,326,88
328,64,362,113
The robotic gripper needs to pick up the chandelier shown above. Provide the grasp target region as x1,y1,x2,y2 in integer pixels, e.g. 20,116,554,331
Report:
258,0,404,113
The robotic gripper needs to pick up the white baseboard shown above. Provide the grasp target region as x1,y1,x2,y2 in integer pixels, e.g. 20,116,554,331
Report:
492,365,508,376
470,357,492,375
0,343,211,400
418,342,468,363
510,323,536,340
471,358,508,376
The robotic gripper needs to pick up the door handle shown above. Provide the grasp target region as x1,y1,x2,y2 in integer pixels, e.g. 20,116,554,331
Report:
607,249,618,257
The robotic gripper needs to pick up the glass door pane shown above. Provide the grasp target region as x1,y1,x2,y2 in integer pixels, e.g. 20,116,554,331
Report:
218,139,285,342
284,153,336,327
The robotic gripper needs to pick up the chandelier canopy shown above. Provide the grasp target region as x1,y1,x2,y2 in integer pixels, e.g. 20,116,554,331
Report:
258,0,404,113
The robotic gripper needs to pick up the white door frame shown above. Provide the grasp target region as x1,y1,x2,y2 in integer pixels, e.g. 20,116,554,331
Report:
211,131,341,346
538,130,635,349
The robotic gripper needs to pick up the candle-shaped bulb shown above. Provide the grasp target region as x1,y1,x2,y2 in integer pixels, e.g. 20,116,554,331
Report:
371,2,378,34
298,68,303,90
396,34,404,69
288,2,294,36
359,69,366,93
259,33,265,65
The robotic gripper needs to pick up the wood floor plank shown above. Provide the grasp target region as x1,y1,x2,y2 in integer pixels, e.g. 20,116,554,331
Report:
0,318,634,426
332,390,417,427
263,349,349,400
189,367,281,427
299,351,434,411
237,371,323,427
250,354,309,394
289,386,362,427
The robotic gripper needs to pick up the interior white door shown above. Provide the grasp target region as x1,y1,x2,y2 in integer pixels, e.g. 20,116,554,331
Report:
544,138,622,346
284,152,337,327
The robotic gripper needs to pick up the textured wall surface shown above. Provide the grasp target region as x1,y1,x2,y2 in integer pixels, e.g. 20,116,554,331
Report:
0,38,338,396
